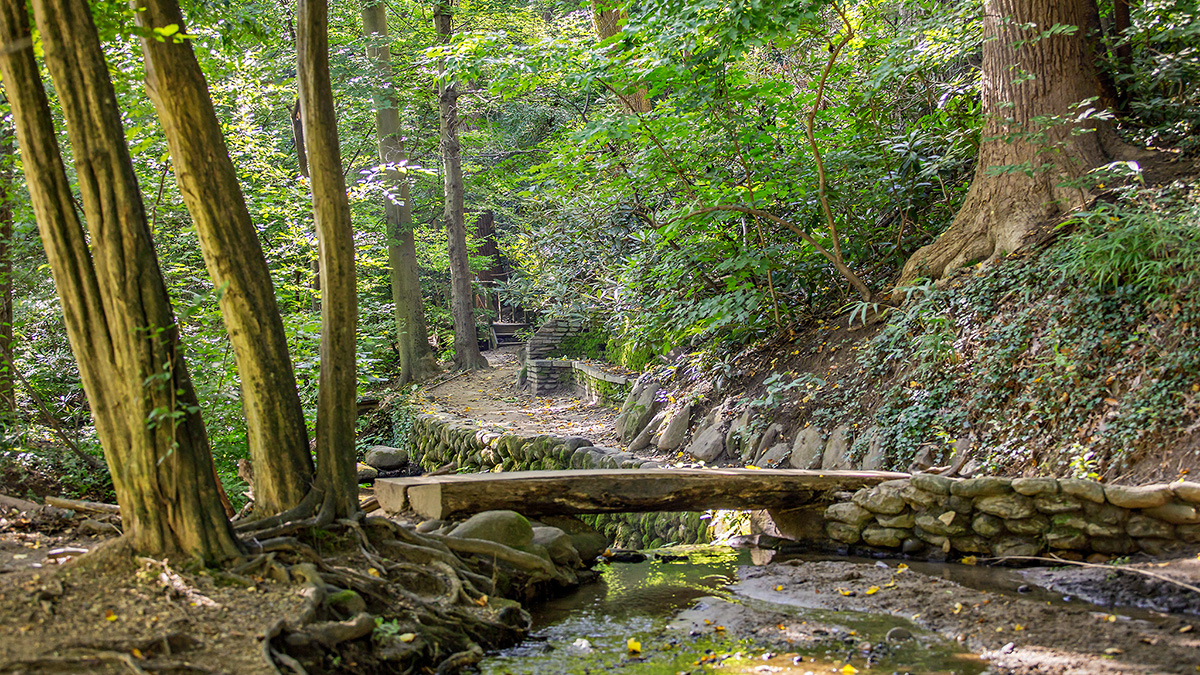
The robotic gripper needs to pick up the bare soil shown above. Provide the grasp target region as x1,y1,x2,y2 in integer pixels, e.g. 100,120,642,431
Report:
419,346,622,448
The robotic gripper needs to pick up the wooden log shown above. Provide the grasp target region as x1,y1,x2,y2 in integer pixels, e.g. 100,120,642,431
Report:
380,469,908,520
45,496,121,515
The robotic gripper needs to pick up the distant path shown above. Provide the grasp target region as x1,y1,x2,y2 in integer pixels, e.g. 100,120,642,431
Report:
419,346,622,447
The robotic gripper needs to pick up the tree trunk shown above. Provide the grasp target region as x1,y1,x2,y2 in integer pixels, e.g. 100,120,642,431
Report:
899,0,1136,284
297,0,359,517
0,0,239,561
435,2,489,371
361,0,440,384
591,0,651,113
135,0,315,518
0,122,13,420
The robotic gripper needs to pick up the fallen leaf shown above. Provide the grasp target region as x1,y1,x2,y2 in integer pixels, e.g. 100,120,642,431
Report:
367,568,381,577
953,602,963,615
896,563,909,573
474,595,489,606
105,610,118,622
961,556,977,566
774,585,784,592
398,633,416,643
131,648,144,660
841,665,859,675
627,638,641,654
865,586,880,595
1181,625,1194,633
1104,648,1124,655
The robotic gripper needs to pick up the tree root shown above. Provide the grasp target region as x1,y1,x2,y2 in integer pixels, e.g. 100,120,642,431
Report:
435,643,482,675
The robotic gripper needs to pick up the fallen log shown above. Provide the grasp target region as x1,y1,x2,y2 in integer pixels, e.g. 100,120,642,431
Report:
45,496,121,515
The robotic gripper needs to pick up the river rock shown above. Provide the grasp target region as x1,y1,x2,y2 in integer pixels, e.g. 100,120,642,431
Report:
1105,484,1172,509
449,510,533,549
885,627,913,642
972,513,1004,537
539,515,608,561
1003,515,1050,536
1045,527,1088,550
356,463,378,483
876,511,916,529
825,502,874,528
826,521,861,544
951,477,1012,498
991,536,1042,558
1059,478,1106,504
1034,493,1082,514
687,423,726,462
911,472,955,495
789,427,824,469
975,493,1036,519
862,526,908,548
821,425,852,469
364,445,409,470
860,429,886,470
756,442,790,468
1011,478,1058,497
1125,513,1174,539
1142,502,1200,524
532,526,582,567
656,404,692,452
853,485,907,515
1171,481,1200,504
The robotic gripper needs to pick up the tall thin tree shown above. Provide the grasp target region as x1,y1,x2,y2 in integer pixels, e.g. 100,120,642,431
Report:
298,0,360,517
362,0,441,384
435,0,489,371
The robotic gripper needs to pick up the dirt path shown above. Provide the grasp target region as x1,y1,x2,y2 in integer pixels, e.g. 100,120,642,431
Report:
418,346,623,448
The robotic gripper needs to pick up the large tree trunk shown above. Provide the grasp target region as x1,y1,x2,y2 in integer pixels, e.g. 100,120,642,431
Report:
298,0,359,517
435,2,489,371
135,0,315,518
0,122,13,419
900,0,1135,284
591,0,651,113
0,0,239,561
361,0,440,384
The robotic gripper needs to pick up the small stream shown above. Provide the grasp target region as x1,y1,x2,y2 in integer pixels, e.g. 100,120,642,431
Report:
480,547,988,675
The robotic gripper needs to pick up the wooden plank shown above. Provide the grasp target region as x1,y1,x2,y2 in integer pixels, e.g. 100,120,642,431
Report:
378,469,908,520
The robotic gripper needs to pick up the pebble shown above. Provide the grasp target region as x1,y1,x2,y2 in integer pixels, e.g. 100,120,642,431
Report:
885,627,913,642
1016,584,1031,593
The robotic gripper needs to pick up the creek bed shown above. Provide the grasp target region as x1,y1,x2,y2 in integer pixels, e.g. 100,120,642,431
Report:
480,547,986,675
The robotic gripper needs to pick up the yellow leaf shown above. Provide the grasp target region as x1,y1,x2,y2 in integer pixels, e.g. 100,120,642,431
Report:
841,665,859,675
775,585,784,592
715,625,725,632
367,568,381,577
1105,614,1117,622
131,648,144,660
777,624,786,631
896,563,908,573
474,595,489,607
865,586,880,595
627,638,641,654
883,581,896,588
953,602,963,614
837,588,852,596
105,610,118,622
704,619,712,625
399,633,416,643
961,556,977,566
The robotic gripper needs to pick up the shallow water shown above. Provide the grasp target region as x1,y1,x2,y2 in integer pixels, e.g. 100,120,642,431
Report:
480,547,987,675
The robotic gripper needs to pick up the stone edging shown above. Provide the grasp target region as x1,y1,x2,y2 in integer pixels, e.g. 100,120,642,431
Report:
809,474,1200,559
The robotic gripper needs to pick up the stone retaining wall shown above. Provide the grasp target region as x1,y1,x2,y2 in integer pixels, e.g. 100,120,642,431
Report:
809,474,1200,559
526,359,633,404
406,412,705,547
524,317,590,360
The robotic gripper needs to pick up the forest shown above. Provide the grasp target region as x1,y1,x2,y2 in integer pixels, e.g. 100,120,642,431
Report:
0,0,1198,673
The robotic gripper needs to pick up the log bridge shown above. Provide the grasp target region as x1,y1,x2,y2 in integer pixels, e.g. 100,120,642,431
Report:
376,468,909,520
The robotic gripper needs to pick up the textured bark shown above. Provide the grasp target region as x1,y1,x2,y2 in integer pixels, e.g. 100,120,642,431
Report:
591,0,650,113
362,0,440,384
298,0,359,517
435,2,489,371
135,0,315,518
0,122,12,417
0,0,239,561
900,0,1132,283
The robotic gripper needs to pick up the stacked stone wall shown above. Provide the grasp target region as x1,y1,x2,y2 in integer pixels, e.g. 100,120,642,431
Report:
816,474,1200,559
525,359,633,403
524,317,589,360
406,412,703,547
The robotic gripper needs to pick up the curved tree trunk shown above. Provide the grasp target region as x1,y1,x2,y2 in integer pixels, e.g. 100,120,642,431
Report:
298,0,360,517
435,2,490,371
0,122,12,420
135,0,315,518
362,0,441,384
900,0,1136,284
0,0,239,561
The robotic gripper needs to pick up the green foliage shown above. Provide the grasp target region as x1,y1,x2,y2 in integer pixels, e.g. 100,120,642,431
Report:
551,328,609,360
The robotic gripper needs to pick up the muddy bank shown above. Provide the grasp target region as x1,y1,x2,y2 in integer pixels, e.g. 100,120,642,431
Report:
726,557,1200,674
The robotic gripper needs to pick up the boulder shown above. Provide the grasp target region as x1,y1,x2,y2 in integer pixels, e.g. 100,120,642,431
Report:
1059,478,1106,504
356,463,378,483
449,510,533,549
991,536,1042,558
1142,502,1200,524
1105,484,1172,509
1172,481,1200,504
687,423,726,462
756,442,790,468
1011,477,1058,497
538,515,609,561
656,404,693,452
364,445,409,470
628,410,666,452
616,383,661,442
826,521,861,544
853,485,907,515
532,527,582,567
862,526,908,548
911,472,955,495
971,513,1005,537
789,427,823,469
725,410,755,459
820,425,852,469
860,429,886,470
951,477,1012,498
825,502,874,528
1125,514,1173,539
876,511,916,529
